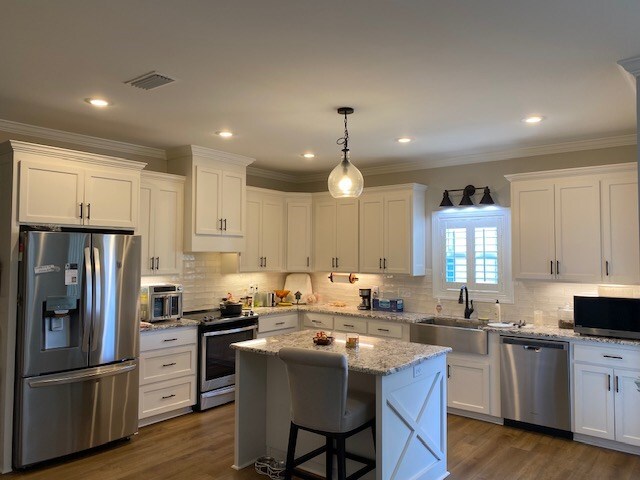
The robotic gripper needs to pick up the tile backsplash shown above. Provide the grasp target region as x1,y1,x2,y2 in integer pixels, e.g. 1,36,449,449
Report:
143,253,639,325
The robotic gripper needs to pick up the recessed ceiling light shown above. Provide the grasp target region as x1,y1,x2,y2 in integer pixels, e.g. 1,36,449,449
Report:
85,98,110,107
523,115,544,124
216,131,234,138
397,137,412,143
302,153,315,159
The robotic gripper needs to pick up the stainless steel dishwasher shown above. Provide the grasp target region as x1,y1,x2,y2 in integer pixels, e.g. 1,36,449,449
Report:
500,336,571,433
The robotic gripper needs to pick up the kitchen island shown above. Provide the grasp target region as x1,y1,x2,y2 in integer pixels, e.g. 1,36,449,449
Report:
232,330,451,480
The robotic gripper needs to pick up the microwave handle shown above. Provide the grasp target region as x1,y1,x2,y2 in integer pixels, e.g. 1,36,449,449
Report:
203,325,257,337
164,296,170,318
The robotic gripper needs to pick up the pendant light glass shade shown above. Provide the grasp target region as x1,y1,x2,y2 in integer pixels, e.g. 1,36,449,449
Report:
328,153,364,198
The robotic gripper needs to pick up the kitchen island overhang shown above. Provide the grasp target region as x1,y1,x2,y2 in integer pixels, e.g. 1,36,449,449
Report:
232,330,451,480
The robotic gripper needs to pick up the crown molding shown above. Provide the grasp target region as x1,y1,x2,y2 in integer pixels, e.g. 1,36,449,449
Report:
1,140,147,170
505,161,636,182
141,170,186,183
618,55,640,76
0,118,166,159
167,144,255,167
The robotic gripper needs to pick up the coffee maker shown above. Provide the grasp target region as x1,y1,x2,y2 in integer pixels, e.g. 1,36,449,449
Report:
358,288,372,310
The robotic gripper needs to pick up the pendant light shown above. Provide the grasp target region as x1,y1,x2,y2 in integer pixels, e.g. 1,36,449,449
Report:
328,107,364,198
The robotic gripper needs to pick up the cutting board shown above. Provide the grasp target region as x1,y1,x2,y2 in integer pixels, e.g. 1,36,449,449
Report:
283,273,313,302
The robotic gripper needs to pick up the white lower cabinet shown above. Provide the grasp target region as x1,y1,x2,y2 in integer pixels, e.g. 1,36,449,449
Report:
257,313,299,338
139,326,197,426
446,354,491,414
303,313,410,340
573,344,640,447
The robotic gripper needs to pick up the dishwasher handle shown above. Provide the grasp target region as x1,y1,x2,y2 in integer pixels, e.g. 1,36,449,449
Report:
500,336,568,350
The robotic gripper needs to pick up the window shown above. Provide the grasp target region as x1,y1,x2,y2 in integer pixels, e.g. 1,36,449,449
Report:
433,207,513,303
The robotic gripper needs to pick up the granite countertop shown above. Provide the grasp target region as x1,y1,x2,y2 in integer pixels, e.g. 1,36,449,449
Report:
252,304,430,324
231,329,451,376
140,318,200,332
483,323,640,346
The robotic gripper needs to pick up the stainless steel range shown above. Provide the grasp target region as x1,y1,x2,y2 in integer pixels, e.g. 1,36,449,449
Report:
182,309,258,411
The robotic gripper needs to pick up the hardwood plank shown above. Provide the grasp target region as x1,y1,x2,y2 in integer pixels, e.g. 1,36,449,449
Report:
5,408,640,479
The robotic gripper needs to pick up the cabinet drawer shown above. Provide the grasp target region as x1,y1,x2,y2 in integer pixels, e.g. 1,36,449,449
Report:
574,343,640,369
140,326,197,351
140,345,197,386
303,313,334,330
368,320,403,339
259,313,299,333
139,376,196,419
334,316,368,334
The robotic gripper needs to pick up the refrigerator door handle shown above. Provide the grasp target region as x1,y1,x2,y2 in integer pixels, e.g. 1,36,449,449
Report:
82,247,93,353
91,247,102,352
27,361,137,388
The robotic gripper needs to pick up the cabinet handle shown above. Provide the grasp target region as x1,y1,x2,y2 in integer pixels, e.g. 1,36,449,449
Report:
607,374,611,391
79,203,84,219
550,260,553,275
383,258,387,269
311,320,321,324
219,218,223,230
447,365,451,379
605,260,610,276
223,218,227,231
379,258,382,269
161,394,176,400
344,324,354,328
615,375,619,393
87,203,91,220
150,257,155,270
556,260,560,275
264,257,267,268
275,322,285,326
336,257,339,269
331,257,335,269
155,257,160,270
307,257,310,267
603,354,623,360
162,362,177,367
377,328,390,332
163,338,178,342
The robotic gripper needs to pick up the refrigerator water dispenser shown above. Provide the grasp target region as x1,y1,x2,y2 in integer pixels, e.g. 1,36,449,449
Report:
43,296,78,350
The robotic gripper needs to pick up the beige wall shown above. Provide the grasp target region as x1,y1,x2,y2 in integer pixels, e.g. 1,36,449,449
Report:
246,174,303,192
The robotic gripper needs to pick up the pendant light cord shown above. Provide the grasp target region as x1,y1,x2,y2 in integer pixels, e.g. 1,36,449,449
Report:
336,111,349,154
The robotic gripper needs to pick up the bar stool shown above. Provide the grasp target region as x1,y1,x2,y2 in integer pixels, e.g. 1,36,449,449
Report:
279,347,376,480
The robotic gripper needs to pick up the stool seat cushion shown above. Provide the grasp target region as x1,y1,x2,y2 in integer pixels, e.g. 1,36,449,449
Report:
342,390,375,433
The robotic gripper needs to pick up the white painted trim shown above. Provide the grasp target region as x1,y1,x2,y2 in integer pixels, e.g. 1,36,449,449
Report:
505,162,636,182
0,118,166,159
574,433,640,455
618,55,640,77
141,170,185,183
360,183,428,194
0,140,147,171
447,409,503,425
246,185,286,196
246,166,299,183
167,145,255,167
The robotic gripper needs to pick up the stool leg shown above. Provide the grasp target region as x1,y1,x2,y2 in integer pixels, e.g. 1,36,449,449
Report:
285,423,298,480
336,436,346,480
371,421,376,451
325,436,333,480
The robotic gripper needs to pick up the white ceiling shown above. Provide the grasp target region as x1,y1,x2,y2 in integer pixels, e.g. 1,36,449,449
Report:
1,0,638,174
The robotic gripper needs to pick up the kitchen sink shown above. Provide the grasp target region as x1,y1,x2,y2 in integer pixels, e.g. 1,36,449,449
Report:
410,317,488,354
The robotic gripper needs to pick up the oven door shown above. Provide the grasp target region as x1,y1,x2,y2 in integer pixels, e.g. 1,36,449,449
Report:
201,325,257,392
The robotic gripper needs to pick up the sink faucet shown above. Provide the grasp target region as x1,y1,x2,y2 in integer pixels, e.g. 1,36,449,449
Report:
458,286,474,319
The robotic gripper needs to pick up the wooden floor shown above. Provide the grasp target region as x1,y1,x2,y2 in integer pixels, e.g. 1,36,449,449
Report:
6,406,640,479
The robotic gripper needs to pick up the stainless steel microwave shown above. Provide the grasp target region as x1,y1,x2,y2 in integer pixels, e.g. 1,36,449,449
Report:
144,284,183,322
574,296,640,340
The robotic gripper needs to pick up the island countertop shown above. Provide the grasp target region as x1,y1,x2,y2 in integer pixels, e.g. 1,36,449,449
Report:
231,329,451,376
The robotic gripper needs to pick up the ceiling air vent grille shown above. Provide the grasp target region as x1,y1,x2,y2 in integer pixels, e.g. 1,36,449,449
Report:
124,71,176,90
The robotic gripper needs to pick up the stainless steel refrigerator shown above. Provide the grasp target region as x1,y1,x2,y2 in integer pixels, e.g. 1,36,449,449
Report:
14,231,141,468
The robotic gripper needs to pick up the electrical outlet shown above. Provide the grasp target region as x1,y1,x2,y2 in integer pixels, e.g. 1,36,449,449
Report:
371,286,380,298
413,364,424,378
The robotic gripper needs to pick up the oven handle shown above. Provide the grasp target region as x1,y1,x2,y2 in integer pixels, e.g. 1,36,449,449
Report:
202,325,258,337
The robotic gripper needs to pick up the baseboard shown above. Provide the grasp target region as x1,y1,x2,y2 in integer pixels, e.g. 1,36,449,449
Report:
138,407,193,428
447,408,503,425
574,434,640,456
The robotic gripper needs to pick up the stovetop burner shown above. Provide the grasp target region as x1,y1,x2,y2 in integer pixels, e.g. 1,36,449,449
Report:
182,308,258,326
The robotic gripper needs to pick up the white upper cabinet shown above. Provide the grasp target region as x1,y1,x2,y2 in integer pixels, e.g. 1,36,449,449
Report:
313,195,358,272
239,188,284,272
167,145,254,252
359,185,426,276
139,172,185,276
508,163,637,283
15,142,144,229
601,176,640,284
285,196,313,272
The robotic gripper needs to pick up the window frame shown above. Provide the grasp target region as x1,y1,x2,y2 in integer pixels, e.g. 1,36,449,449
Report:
432,206,513,304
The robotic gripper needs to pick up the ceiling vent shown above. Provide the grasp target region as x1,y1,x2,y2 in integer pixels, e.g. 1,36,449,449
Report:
124,71,176,90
